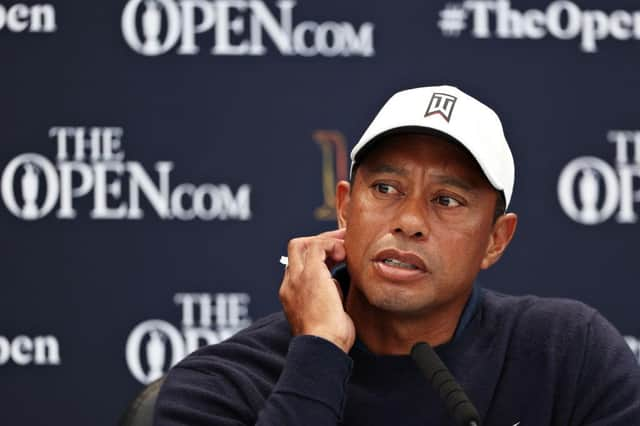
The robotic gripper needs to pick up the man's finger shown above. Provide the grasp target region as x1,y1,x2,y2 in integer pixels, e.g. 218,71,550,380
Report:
285,230,346,278
317,228,346,240
287,237,344,279
308,237,347,265
286,237,308,277
303,239,346,279
332,278,345,305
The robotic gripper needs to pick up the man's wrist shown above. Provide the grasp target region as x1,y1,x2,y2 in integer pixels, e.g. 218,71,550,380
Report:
298,330,353,354
273,335,353,418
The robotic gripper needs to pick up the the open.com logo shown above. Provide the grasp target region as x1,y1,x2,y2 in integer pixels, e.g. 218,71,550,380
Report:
121,0,375,57
557,130,640,225
126,293,251,384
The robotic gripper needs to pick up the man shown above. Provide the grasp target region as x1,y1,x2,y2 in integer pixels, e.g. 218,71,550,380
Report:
154,86,640,425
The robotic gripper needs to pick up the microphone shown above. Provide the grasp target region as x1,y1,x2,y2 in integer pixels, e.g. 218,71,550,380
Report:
411,342,481,426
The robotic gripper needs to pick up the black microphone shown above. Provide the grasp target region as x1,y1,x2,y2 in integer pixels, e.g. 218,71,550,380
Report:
411,342,481,426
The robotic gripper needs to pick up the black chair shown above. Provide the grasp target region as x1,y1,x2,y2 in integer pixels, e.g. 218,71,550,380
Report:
120,377,166,426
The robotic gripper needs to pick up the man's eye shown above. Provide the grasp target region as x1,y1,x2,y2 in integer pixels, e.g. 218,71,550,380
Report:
374,183,399,194
435,196,461,207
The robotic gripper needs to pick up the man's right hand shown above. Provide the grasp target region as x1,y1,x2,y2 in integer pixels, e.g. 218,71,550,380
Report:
279,228,356,354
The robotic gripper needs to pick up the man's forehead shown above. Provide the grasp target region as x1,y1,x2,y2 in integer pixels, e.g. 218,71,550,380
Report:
357,132,485,177
367,163,409,176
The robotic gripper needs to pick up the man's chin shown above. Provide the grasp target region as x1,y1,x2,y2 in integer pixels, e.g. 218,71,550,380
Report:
365,290,435,317
347,273,436,315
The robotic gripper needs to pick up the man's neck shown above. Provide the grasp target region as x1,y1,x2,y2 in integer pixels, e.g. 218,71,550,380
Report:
345,287,471,355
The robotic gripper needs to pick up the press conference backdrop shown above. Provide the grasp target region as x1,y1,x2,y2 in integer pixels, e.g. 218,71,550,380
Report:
1,0,639,424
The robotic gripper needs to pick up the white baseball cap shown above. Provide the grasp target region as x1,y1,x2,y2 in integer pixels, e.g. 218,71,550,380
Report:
351,85,515,209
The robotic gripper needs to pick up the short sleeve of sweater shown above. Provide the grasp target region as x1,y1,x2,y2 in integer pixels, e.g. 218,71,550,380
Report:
571,310,640,425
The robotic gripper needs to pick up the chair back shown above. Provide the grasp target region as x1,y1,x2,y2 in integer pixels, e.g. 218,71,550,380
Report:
119,377,166,426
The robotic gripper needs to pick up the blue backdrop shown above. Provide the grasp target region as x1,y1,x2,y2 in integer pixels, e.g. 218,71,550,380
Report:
1,0,639,424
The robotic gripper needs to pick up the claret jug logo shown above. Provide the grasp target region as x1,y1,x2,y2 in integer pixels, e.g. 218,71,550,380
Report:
1,126,252,221
557,130,640,225
425,93,457,122
122,0,375,57
126,292,251,384
313,130,348,221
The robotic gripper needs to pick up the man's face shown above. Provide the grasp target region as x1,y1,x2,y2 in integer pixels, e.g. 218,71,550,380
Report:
337,133,509,317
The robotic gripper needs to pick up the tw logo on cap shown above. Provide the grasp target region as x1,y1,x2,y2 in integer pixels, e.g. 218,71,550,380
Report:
425,93,457,122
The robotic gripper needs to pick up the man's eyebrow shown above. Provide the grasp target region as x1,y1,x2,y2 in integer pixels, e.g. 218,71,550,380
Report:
431,175,475,191
368,164,409,176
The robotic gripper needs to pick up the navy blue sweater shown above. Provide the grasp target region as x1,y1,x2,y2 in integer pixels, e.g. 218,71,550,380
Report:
154,289,640,425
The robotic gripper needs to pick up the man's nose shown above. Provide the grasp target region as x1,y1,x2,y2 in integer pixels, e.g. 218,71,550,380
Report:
392,195,428,239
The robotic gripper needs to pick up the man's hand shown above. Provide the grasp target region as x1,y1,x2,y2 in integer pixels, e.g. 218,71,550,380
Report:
279,228,356,353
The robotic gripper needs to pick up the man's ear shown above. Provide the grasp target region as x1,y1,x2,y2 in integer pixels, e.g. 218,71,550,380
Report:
336,180,351,229
480,212,518,270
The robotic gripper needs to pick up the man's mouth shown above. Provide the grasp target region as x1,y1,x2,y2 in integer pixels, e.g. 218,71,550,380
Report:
373,249,427,273
382,258,419,270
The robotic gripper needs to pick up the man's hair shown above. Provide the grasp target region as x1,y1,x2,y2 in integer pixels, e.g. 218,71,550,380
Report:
493,193,506,223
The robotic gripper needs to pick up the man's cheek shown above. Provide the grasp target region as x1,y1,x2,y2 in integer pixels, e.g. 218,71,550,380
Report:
343,235,357,265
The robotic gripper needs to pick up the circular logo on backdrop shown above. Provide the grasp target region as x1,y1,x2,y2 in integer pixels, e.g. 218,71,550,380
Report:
125,320,185,384
557,156,620,225
121,0,182,56
1,153,59,220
